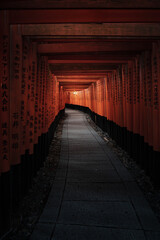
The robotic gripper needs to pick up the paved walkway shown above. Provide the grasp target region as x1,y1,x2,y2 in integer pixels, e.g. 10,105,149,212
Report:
30,109,160,240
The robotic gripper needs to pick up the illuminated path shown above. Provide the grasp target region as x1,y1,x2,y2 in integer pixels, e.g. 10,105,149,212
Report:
30,109,160,240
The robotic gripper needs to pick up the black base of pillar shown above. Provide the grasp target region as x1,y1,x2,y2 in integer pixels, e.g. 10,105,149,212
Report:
11,164,22,209
0,171,11,237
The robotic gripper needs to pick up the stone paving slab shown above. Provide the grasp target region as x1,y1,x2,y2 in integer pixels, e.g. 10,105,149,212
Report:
66,169,121,183
68,161,114,171
52,224,146,240
30,109,160,240
63,182,129,201
58,201,141,229
38,181,65,223
30,223,54,240
124,181,160,231
146,232,160,240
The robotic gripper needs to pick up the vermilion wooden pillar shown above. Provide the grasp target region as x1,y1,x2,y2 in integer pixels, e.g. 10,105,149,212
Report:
10,25,23,208
145,51,153,149
111,71,115,137
29,43,37,155
158,41,160,152
34,52,40,147
117,68,123,146
122,64,127,133
126,61,133,155
42,57,46,135
10,25,22,167
38,57,43,139
143,52,149,147
36,56,43,167
132,55,140,161
144,50,153,173
0,10,11,237
139,53,145,166
40,56,46,160
0,12,10,175
45,59,49,135
56,77,60,116
30,43,37,176
135,56,140,136
152,43,159,153
21,38,29,156
20,38,30,194
107,73,112,124
53,75,57,120
152,42,160,185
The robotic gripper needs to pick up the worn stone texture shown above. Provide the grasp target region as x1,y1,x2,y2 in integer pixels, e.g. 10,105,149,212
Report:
30,109,160,240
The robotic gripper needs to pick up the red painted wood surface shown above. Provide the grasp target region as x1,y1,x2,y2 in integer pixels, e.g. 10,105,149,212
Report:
0,11,10,173
30,43,37,153
10,25,22,166
1,0,160,9
152,43,159,151
21,23,160,37
9,9,160,24
49,60,128,64
67,42,160,152
21,38,29,155
39,42,152,53
2,0,160,9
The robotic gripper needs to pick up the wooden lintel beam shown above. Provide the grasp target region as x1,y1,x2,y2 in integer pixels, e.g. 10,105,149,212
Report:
9,9,160,24
30,35,157,43
63,87,90,90
21,23,160,37
47,53,136,61
57,79,98,83
49,60,127,63
60,83,90,86
64,88,89,91
32,38,155,43
63,85,91,88
55,73,110,77
38,42,151,53
1,0,160,9
49,63,119,72
52,71,114,75
57,75,105,79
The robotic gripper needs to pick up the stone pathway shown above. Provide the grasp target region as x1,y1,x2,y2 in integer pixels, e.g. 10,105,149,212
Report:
30,109,160,240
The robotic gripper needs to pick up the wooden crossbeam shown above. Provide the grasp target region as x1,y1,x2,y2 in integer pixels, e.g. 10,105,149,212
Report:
9,9,160,24
21,23,160,37
38,42,152,53
49,63,119,72
49,60,128,63
1,0,160,9
57,79,98,83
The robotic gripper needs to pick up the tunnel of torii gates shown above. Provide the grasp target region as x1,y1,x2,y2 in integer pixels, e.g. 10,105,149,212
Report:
1,2,160,237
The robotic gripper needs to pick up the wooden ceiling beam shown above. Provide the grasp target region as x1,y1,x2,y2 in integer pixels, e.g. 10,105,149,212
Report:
21,23,160,37
49,60,128,63
57,75,106,79
32,38,159,43
52,71,114,75
47,53,137,61
1,0,160,9
49,63,119,72
62,84,91,88
38,42,151,53
57,79,98,83
9,9,160,24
